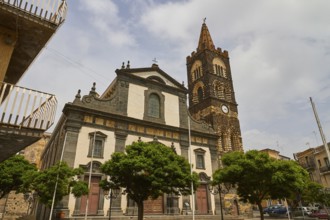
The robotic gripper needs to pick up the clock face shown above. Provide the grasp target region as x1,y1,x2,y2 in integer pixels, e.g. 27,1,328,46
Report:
221,105,229,113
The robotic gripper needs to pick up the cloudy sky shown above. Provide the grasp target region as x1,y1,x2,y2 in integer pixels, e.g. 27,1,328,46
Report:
19,0,330,158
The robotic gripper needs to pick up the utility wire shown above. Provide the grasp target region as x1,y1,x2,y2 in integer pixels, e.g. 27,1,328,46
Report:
45,46,112,87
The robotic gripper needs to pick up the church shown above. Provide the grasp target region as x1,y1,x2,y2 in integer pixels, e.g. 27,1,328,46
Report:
38,22,243,219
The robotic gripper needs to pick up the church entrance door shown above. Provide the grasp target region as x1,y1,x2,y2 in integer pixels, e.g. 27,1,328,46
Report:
144,196,164,214
80,176,100,215
196,185,208,214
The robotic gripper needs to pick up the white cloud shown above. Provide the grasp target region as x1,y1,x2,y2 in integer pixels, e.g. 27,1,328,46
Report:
77,0,137,48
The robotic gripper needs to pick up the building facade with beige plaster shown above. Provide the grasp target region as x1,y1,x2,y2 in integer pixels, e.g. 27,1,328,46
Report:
260,148,291,161
294,143,330,189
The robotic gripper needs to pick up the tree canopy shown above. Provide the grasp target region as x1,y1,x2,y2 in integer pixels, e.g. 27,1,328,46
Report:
0,155,37,199
0,155,88,207
301,181,330,208
100,141,198,220
213,150,310,220
23,161,88,207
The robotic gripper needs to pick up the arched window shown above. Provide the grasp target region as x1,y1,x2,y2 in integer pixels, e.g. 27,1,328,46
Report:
148,93,160,118
197,87,203,102
144,90,165,124
213,58,227,78
191,60,203,81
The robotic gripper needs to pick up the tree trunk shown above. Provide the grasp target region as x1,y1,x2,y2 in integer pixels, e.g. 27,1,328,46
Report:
257,202,265,220
137,200,144,220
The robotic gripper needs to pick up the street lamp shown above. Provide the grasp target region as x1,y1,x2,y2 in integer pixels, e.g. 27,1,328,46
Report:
103,187,120,220
209,184,229,220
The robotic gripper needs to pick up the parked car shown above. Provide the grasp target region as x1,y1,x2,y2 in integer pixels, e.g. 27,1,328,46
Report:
309,209,329,219
270,206,291,216
297,207,312,215
263,205,289,216
263,205,284,215
309,204,323,211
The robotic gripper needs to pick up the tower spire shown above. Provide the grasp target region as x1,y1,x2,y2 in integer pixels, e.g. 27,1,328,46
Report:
187,23,243,154
197,20,215,52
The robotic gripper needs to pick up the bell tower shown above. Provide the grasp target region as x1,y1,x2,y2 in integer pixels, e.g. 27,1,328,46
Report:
186,21,243,153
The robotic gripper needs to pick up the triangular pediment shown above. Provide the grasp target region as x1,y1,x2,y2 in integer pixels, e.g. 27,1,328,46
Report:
115,65,186,91
131,70,180,88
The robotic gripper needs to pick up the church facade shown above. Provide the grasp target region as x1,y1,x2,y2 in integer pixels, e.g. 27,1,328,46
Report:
38,22,242,219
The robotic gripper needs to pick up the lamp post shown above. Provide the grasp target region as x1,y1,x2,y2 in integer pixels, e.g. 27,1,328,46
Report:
103,187,120,220
209,184,228,220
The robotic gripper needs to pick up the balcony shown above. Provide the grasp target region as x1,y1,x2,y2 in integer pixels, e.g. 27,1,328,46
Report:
1,0,67,24
0,0,67,84
298,159,317,171
0,82,57,162
319,165,330,174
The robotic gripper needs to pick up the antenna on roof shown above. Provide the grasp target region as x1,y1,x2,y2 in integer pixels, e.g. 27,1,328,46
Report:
152,58,158,64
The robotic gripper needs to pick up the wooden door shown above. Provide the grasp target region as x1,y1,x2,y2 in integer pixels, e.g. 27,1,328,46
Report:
196,185,208,214
144,196,164,214
79,176,100,215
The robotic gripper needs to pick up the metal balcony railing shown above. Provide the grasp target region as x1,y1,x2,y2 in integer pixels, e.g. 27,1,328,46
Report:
319,165,330,173
298,158,317,170
0,81,57,131
1,0,67,25
300,161,316,170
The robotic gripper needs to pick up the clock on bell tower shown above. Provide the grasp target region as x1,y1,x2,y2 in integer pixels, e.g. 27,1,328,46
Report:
186,21,243,154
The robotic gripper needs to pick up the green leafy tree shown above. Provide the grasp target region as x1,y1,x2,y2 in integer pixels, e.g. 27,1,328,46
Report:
100,141,198,220
23,162,88,206
302,181,330,208
0,155,37,199
213,150,310,220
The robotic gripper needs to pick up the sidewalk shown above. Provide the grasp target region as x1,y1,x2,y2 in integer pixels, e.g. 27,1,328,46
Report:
249,211,317,220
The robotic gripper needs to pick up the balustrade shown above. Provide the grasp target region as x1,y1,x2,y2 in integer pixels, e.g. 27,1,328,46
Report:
0,81,57,131
1,0,67,24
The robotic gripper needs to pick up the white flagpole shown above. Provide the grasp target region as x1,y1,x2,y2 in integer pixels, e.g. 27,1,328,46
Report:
187,94,195,220
85,131,96,220
310,97,330,159
49,132,67,220
310,97,330,215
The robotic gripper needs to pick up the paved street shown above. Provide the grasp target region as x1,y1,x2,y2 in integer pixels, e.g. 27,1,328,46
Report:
249,211,288,220
250,211,316,220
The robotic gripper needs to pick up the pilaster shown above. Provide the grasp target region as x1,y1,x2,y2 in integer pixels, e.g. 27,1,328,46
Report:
114,121,128,152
